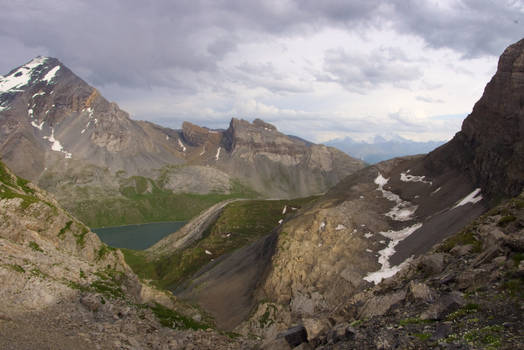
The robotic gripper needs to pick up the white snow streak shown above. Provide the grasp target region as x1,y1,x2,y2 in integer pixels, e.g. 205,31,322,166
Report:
42,65,60,83
278,219,283,224
364,223,422,284
31,120,44,130
335,224,346,231
43,128,72,158
199,146,206,156
453,188,483,208
32,91,45,98
400,172,432,185
375,172,418,221
205,250,212,255
178,139,186,152
215,147,221,160
282,205,287,215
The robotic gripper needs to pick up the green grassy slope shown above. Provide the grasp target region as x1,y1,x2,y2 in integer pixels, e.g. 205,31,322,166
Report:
122,197,318,289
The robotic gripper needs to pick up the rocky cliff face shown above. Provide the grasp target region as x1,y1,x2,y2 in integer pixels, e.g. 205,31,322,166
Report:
229,39,524,340
0,58,364,223
424,38,524,201
0,160,255,349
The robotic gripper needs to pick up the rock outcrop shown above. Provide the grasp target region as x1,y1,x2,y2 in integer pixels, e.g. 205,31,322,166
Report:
308,192,524,349
0,160,256,349
424,38,524,201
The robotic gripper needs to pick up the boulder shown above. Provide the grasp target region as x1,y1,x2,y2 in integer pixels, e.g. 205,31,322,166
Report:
421,292,464,320
358,290,406,318
276,325,309,348
418,253,445,275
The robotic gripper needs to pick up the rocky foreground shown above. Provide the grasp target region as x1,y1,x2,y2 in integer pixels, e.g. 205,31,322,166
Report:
263,192,524,349
0,160,256,349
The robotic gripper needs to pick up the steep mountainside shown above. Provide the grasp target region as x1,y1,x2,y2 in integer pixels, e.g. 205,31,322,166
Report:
0,160,255,349
0,61,364,225
153,39,523,340
266,193,524,349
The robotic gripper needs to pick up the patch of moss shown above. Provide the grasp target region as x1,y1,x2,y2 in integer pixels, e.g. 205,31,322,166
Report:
498,215,516,227
95,244,115,262
150,302,210,330
30,268,49,279
446,303,480,321
413,333,432,341
28,241,43,252
259,304,277,328
463,325,503,347
90,268,126,299
73,226,89,247
7,264,25,273
438,230,482,253
399,317,434,326
58,221,73,238
511,252,524,267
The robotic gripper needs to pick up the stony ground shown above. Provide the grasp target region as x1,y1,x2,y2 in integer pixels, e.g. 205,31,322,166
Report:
306,193,524,349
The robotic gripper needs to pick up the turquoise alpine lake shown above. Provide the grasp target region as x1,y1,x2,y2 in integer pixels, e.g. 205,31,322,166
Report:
92,221,186,250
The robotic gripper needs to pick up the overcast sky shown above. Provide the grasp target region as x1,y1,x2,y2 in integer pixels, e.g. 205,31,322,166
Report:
1,0,523,142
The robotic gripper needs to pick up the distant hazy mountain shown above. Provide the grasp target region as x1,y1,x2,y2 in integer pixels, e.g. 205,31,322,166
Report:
325,135,446,164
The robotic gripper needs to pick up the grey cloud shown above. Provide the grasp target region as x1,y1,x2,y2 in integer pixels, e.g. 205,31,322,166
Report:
390,0,524,58
319,47,422,92
416,96,444,103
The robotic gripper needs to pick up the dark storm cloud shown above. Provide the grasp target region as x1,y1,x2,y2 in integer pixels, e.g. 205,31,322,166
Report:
389,0,524,58
0,0,521,92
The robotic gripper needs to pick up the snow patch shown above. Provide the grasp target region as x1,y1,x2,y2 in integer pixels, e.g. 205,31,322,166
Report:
43,128,72,158
200,146,206,156
28,108,34,118
0,57,47,93
335,224,346,231
366,249,373,253
31,120,44,130
32,91,45,98
363,223,422,284
205,250,212,255
282,205,287,215
375,172,418,221
400,172,432,185
453,188,483,208
165,135,169,140
42,65,60,84
319,221,326,232
215,147,221,160
432,187,441,194
364,232,373,239
178,139,186,152
278,219,283,224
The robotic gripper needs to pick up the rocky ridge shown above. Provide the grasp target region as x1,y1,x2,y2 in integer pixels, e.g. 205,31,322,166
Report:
0,160,256,349
0,59,364,226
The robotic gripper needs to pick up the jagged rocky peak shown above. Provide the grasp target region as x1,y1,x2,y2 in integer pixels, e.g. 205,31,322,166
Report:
181,121,215,146
425,38,524,200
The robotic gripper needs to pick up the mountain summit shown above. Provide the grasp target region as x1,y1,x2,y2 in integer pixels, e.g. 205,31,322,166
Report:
0,57,364,225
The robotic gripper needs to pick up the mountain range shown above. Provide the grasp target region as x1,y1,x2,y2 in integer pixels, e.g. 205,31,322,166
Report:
325,135,445,164
0,38,523,349
0,58,364,226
